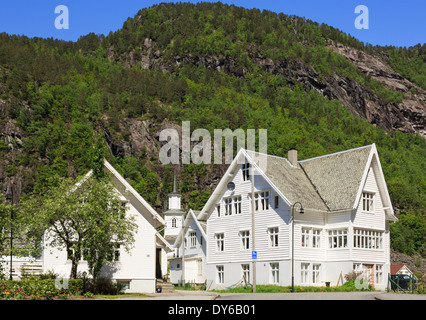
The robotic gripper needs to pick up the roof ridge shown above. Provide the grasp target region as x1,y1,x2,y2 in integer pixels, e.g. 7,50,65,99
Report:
299,144,373,163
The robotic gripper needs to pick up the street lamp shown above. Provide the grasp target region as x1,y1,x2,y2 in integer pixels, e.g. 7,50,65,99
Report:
291,202,304,293
5,186,13,281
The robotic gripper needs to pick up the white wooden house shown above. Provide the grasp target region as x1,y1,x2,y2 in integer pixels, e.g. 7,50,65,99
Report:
3,160,173,293
169,209,207,285
198,144,397,290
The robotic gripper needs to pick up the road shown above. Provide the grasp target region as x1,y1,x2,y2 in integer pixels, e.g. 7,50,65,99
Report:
117,290,426,300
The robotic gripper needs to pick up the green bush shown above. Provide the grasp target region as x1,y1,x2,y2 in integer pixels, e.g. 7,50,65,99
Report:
0,279,83,300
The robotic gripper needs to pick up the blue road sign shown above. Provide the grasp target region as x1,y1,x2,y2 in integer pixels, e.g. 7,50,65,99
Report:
252,251,257,260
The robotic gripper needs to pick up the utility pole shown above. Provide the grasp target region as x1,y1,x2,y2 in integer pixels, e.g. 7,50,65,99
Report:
251,163,256,293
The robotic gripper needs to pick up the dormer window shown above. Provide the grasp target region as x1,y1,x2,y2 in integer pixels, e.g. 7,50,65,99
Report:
362,192,374,212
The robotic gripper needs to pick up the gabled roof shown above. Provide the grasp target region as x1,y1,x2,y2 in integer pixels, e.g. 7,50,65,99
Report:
103,160,165,227
245,150,327,211
78,160,165,228
174,209,207,248
199,144,396,220
299,145,372,211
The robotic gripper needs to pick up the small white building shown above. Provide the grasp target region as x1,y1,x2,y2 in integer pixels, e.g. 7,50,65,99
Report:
169,209,207,285
198,144,397,290
2,160,173,294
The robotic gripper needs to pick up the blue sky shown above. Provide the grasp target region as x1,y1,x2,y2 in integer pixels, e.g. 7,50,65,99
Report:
0,1,424,47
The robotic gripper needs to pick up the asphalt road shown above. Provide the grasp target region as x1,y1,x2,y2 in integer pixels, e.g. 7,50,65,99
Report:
120,290,426,300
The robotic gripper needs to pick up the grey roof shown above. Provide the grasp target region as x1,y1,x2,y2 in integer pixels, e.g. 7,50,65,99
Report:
300,145,372,211
246,145,372,212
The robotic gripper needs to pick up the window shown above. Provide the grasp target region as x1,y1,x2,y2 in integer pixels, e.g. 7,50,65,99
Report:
254,191,269,211
328,229,348,248
215,233,224,252
312,264,321,284
217,266,224,284
301,228,310,248
274,195,279,209
242,264,250,283
362,192,374,212
354,229,383,249
225,198,232,216
270,263,279,284
234,196,242,214
117,281,130,290
216,205,221,217
375,265,383,284
301,263,321,284
242,163,250,181
106,244,121,262
268,227,279,247
224,196,242,216
301,228,321,248
189,231,197,248
172,218,177,228
240,230,250,250
301,263,309,284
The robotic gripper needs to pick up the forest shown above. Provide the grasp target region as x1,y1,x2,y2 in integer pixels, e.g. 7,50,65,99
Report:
0,2,424,257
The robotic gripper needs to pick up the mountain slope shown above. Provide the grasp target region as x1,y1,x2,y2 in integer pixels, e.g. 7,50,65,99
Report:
0,2,425,256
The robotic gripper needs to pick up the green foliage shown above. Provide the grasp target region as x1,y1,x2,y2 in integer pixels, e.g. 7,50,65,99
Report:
0,279,83,300
0,2,424,258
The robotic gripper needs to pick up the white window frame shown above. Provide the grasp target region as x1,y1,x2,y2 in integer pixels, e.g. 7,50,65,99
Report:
328,229,348,249
301,263,309,284
302,227,321,248
353,229,383,249
254,191,270,212
215,233,224,252
375,264,383,284
189,231,197,248
312,264,321,284
242,264,250,283
270,263,279,284
242,163,250,181
240,230,250,250
268,227,279,247
362,192,374,212
217,265,224,284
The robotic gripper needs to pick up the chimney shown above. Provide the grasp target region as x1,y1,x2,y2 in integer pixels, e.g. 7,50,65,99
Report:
288,148,298,167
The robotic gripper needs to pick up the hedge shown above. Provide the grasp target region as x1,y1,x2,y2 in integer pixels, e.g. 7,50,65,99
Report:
0,279,83,300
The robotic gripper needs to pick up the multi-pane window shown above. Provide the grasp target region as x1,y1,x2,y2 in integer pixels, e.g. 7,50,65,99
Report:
362,192,374,212
328,229,348,248
240,230,250,250
301,228,321,248
215,233,224,252
172,218,177,228
312,264,321,284
270,263,279,284
242,264,250,283
301,263,321,284
375,265,383,284
301,263,309,284
224,196,242,216
254,191,269,211
225,198,233,216
217,265,224,284
189,231,197,248
242,163,250,181
268,227,279,247
353,229,383,249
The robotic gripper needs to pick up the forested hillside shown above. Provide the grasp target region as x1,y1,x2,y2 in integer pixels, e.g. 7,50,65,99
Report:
0,2,424,257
